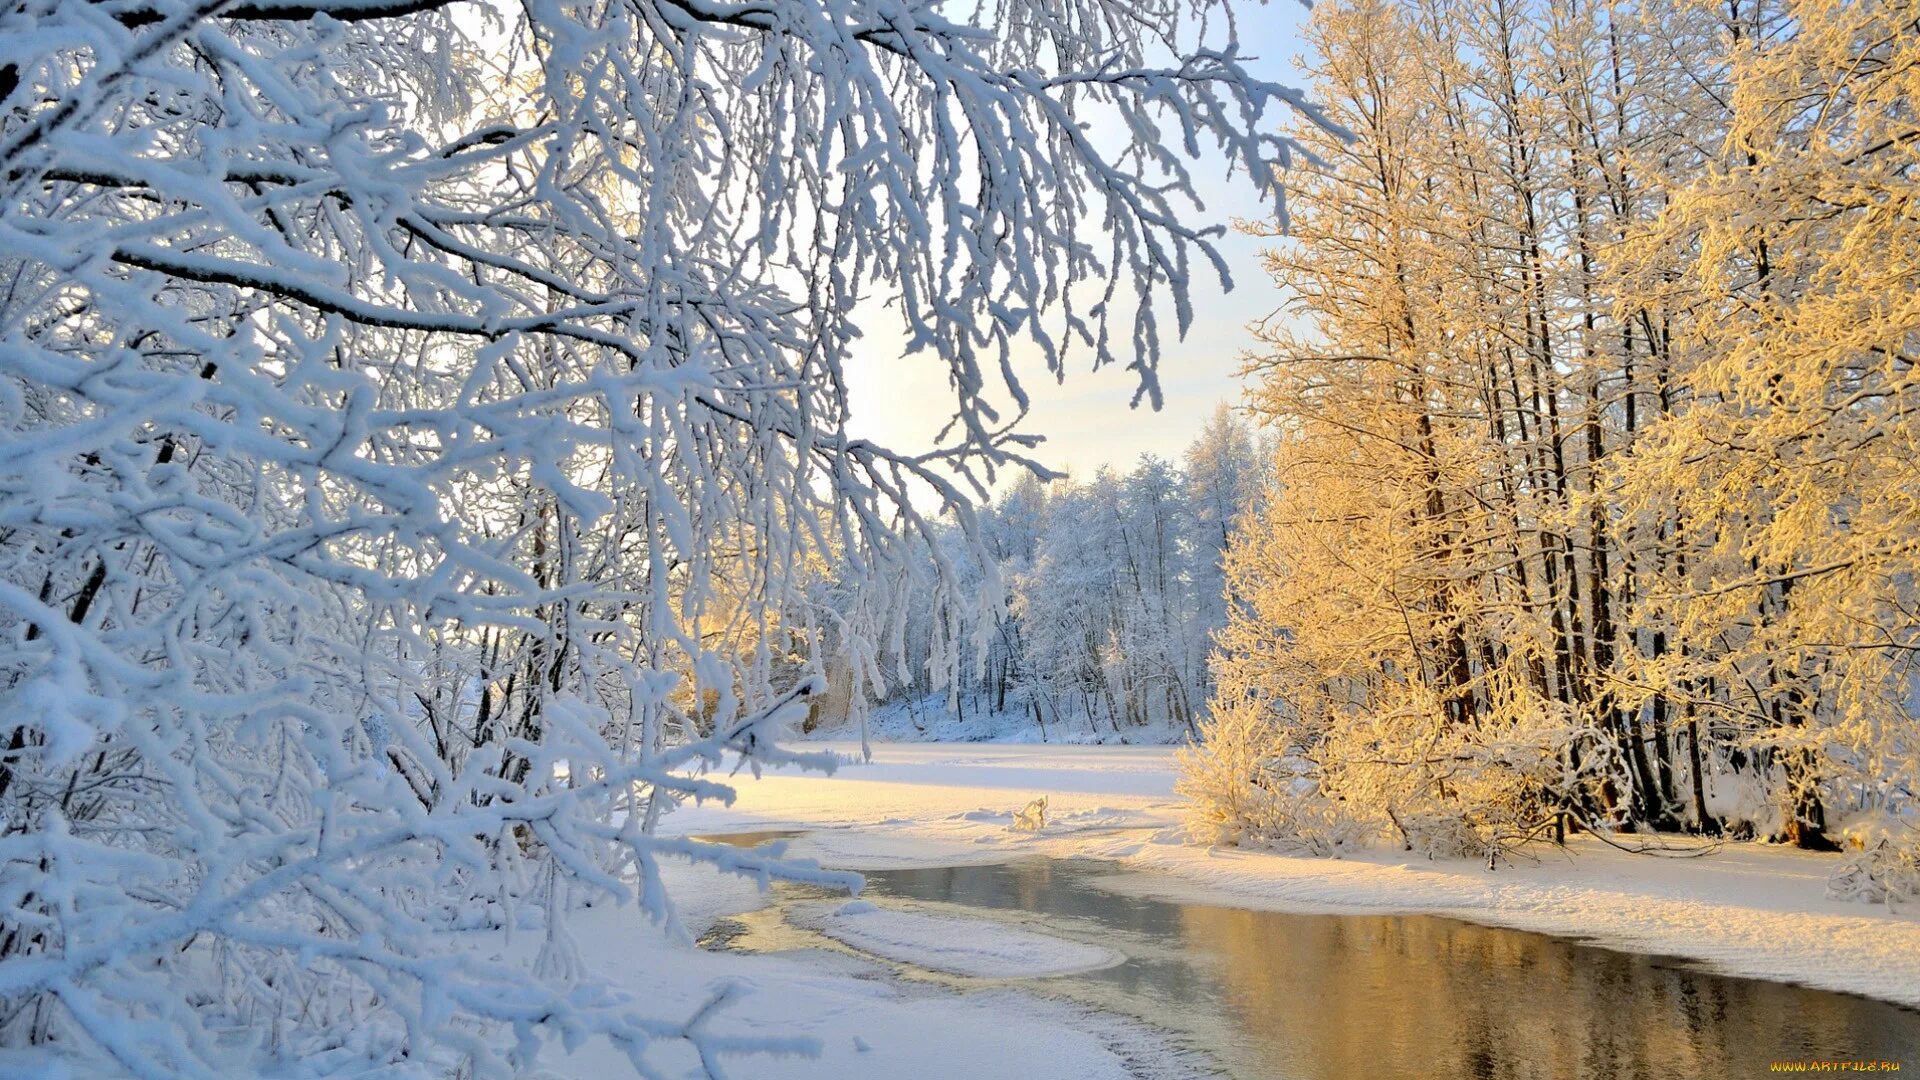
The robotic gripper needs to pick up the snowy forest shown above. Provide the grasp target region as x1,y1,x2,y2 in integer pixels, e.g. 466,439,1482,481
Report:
1183,0,1920,880
2,0,1918,1070
822,406,1269,744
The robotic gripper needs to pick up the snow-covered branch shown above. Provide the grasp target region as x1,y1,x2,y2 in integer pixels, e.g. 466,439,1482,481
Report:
0,0,1318,1070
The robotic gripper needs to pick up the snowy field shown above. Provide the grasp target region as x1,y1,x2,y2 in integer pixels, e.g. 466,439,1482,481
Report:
666,742,1920,1012
805,693,1197,745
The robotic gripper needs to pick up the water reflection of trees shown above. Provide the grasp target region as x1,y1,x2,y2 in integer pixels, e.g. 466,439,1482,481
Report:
1174,905,1903,1079
863,862,1916,1079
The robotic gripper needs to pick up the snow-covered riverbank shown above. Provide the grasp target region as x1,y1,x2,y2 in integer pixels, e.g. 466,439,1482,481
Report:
515,889,1180,1079
667,742,1920,1010
511,817,1187,1079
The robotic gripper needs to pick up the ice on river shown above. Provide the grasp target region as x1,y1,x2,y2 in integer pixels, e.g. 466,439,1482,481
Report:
794,899,1124,977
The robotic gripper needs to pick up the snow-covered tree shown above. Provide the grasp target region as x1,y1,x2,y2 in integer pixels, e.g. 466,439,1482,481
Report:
1190,0,1917,887
1185,0,1757,860
1182,402,1268,711
0,0,1319,1071
1611,0,1920,879
842,419,1266,742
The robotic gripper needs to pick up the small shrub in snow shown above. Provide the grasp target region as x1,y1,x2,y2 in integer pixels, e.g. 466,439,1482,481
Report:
1013,796,1050,832
1826,843,1920,910
1177,702,1367,855
1828,815,1920,910
1384,808,1487,862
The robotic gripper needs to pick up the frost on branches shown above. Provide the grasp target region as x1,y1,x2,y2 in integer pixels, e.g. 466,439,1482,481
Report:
835,406,1270,744
0,0,1316,1072
1184,0,1920,880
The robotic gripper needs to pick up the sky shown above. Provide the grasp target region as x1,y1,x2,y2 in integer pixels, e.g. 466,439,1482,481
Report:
839,3,1314,490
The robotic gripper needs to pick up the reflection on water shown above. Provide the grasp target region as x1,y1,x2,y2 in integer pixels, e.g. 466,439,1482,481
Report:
1163,902,1907,1080
711,854,1920,1080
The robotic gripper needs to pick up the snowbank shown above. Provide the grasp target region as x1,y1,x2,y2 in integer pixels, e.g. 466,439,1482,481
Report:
519,903,1155,1079
484,856,1180,1079
804,692,1195,746
793,900,1124,977
669,742,1920,1009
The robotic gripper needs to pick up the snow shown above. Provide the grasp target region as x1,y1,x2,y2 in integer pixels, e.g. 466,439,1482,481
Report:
791,901,1124,977
814,406,1268,753
509,900,1151,1080
497,855,1181,1080
806,693,1195,746
669,742,1920,1010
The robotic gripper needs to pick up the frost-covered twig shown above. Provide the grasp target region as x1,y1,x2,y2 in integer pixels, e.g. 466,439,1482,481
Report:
0,0,1321,1070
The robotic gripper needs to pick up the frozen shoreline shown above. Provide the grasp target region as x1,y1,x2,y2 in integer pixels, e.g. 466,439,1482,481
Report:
667,741,1920,1011
525,846,1184,1079
792,899,1127,977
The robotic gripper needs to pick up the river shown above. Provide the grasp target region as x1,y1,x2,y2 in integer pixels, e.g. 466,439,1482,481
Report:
701,837,1920,1079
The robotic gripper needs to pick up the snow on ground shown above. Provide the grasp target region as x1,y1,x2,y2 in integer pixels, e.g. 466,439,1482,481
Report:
805,693,1194,745
515,902,1151,1079
667,741,1920,1010
792,899,1125,977
504,851,1171,1080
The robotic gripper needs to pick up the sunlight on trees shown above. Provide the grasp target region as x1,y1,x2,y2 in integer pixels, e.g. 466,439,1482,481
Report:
1186,0,1920,886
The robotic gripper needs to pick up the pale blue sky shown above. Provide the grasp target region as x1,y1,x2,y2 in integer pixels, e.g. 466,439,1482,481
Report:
841,3,1314,489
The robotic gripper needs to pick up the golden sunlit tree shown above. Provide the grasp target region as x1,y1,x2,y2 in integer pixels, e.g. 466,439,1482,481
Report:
1178,0,1920,863
1613,0,1920,877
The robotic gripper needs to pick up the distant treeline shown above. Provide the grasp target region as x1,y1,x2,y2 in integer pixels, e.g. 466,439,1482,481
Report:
845,406,1268,741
